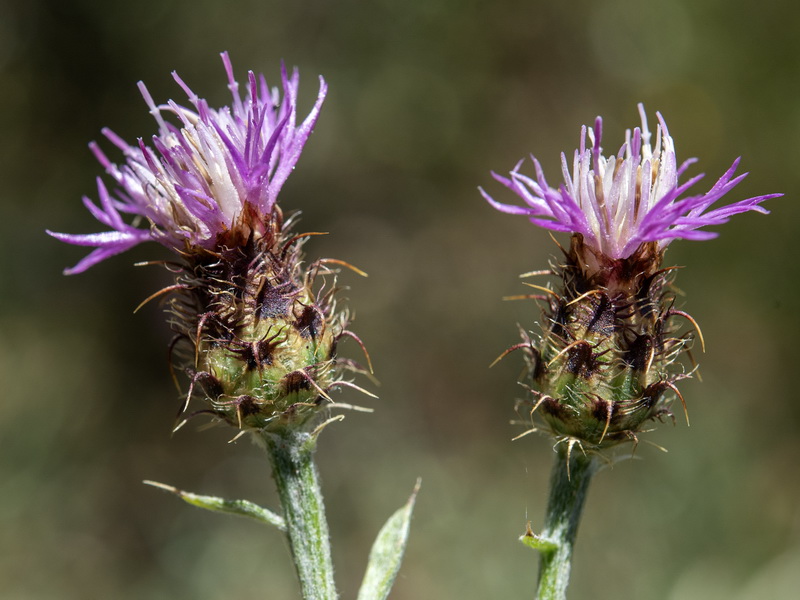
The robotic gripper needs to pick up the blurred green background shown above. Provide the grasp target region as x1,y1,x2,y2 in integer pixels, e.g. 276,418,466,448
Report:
2,0,799,598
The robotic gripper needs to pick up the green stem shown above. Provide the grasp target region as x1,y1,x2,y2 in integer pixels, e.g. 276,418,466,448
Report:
536,447,597,600
260,428,337,600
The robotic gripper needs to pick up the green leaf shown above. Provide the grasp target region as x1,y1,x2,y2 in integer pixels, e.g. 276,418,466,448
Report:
144,480,286,531
520,522,558,553
357,479,420,600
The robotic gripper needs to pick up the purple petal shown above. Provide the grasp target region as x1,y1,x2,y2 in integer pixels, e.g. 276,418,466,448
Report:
483,105,780,258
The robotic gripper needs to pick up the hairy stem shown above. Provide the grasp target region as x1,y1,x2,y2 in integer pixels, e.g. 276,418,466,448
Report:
261,428,337,600
536,447,597,599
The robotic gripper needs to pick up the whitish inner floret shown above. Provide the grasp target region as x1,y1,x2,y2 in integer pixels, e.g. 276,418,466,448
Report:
48,53,327,275
481,103,776,260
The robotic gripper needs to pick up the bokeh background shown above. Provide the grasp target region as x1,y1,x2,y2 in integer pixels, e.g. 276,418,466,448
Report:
2,1,799,598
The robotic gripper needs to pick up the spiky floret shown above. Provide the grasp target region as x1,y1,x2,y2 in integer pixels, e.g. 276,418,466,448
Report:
47,52,327,274
481,104,779,265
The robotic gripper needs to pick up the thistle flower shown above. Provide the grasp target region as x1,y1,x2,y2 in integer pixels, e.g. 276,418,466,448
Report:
49,52,326,274
49,53,370,432
484,104,779,449
482,104,776,263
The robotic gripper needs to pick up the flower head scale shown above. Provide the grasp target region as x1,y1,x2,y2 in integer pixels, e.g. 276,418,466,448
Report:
48,52,327,275
481,104,780,260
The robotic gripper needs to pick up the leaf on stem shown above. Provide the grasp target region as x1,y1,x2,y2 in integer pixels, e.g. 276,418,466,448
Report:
520,521,558,553
143,480,286,531
356,479,421,600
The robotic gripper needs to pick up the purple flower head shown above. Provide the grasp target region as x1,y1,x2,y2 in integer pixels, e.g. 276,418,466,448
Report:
481,104,780,260
48,52,327,274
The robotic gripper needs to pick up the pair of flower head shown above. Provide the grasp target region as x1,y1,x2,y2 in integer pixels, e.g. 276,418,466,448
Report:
48,53,780,444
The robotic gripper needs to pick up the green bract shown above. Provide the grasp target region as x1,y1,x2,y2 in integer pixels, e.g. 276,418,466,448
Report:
171,211,354,432
519,235,694,450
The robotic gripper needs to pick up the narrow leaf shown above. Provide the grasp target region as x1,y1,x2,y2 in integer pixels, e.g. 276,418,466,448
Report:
520,521,558,553
357,479,420,600
144,480,286,531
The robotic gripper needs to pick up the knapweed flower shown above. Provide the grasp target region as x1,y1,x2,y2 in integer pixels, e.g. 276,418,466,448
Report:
484,105,779,449
49,53,370,432
49,52,326,274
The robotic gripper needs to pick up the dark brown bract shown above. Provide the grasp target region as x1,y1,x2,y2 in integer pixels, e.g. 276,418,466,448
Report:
164,209,365,432
517,234,697,450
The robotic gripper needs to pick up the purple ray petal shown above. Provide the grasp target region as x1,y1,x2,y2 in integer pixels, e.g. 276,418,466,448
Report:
51,53,327,273
483,105,780,259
